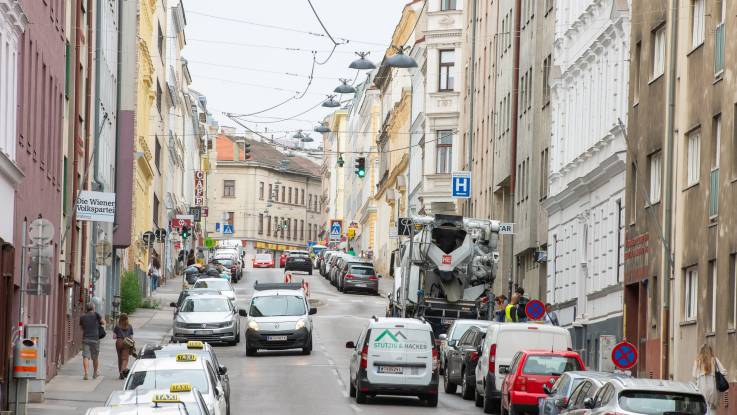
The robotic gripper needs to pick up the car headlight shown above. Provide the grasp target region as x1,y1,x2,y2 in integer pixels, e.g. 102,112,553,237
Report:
175,321,187,328
295,319,306,330
248,320,259,331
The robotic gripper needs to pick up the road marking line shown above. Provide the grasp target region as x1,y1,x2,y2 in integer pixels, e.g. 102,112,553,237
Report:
349,403,363,412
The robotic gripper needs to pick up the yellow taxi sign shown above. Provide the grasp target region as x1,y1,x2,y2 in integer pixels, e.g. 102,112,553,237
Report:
186,340,204,349
175,353,197,362
170,383,192,393
152,393,181,403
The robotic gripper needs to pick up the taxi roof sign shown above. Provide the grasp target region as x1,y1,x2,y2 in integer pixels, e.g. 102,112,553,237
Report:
175,353,197,362
186,341,204,349
152,393,181,403
170,383,192,393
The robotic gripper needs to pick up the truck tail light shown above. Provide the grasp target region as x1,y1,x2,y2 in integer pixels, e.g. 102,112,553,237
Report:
470,351,479,361
514,375,527,391
432,348,439,372
360,345,368,369
488,344,497,373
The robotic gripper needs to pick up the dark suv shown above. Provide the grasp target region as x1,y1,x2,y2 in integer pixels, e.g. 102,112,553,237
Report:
341,263,379,294
285,251,313,274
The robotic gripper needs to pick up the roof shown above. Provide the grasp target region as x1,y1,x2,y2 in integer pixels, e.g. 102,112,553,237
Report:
452,319,493,326
215,134,320,177
107,388,200,406
131,356,205,372
86,406,185,415
609,378,702,394
370,317,432,330
251,289,305,298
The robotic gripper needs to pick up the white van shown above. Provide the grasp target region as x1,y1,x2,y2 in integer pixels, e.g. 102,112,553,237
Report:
346,317,439,406
474,323,572,414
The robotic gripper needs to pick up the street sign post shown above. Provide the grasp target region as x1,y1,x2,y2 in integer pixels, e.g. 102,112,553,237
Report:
525,299,545,321
451,171,471,199
204,237,215,249
194,171,205,206
611,341,638,370
222,224,234,234
154,228,167,243
189,207,202,222
142,231,156,247
329,220,342,242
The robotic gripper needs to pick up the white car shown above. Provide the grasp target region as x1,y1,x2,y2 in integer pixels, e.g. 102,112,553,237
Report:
98,384,211,415
475,322,572,413
193,278,236,302
123,353,227,415
346,317,439,406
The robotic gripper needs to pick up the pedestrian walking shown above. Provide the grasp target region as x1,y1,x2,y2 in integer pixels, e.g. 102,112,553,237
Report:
347,247,356,256
148,255,161,291
544,303,560,326
505,293,520,322
187,249,195,266
113,313,134,379
693,343,728,414
515,286,529,322
494,295,508,322
79,303,105,380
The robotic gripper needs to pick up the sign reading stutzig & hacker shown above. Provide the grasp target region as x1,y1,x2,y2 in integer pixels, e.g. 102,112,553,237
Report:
76,191,116,223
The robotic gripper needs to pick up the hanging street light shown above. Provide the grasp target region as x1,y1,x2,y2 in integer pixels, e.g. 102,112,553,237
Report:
348,51,376,70
314,122,331,133
322,95,340,108
383,45,418,68
293,130,306,140
301,134,314,143
334,78,356,94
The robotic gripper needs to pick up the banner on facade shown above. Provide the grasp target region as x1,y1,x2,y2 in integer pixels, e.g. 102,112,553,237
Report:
76,191,116,223
194,171,205,206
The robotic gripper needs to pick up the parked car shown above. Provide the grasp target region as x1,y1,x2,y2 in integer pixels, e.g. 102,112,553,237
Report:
341,263,379,294
346,317,439,406
439,319,493,376
337,259,373,292
556,372,628,415
443,325,487,400
475,323,572,414
329,254,354,286
325,252,346,282
284,251,313,275
584,378,707,415
253,253,274,268
539,371,592,415
320,251,338,277
500,350,585,415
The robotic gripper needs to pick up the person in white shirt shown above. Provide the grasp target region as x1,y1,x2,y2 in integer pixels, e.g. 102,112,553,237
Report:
543,303,559,326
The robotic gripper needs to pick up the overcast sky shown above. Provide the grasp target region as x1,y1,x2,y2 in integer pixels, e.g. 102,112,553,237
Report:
184,0,406,145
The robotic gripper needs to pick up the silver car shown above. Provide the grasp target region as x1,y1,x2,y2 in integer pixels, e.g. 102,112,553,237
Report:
581,377,707,415
193,278,236,302
172,293,244,345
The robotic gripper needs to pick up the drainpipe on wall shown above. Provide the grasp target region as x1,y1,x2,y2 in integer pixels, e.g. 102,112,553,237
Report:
508,0,521,298
467,0,478,216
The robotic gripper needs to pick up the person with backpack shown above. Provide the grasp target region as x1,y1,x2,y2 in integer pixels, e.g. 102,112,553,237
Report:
515,286,529,322
693,343,728,414
79,303,105,380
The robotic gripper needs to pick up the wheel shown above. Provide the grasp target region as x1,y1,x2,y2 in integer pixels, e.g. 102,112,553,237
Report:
423,394,438,407
443,373,457,394
475,389,484,407
308,269,313,275
439,358,445,376
235,331,241,344
245,346,257,356
349,382,356,398
302,336,313,355
461,368,475,400
355,381,367,404
483,382,499,414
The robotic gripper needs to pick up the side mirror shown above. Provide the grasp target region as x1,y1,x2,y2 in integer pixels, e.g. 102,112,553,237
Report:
309,307,317,315
556,397,569,409
345,341,356,349
583,397,594,409
448,340,457,347
169,302,177,308
239,309,247,317
543,384,552,395
218,365,228,375
498,366,509,375
438,334,448,341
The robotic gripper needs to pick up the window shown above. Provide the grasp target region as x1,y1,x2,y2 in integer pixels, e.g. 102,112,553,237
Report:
687,129,701,186
267,216,272,236
259,182,264,200
281,186,285,202
440,0,456,10
729,254,736,328
272,184,277,201
633,42,641,102
286,219,291,239
258,214,264,235
156,80,162,113
540,148,549,199
629,163,637,223
294,219,298,240
648,152,661,204
223,180,235,197
288,187,293,204
715,0,726,73
439,50,455,92
708,260,716,332
684,266,698,321
225,212,234,226
157,23,164,58
542,55,551,105
652,26,666,78
436,130,453,173
713,116,721,168
153,195,159,226
710,117,720,217
153,136,161,172
308,194,312,211
300,220,304,240
301,189,305,205
691,0,705,48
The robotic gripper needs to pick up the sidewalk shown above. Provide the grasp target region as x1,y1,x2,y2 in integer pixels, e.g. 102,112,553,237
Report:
27,280,181,414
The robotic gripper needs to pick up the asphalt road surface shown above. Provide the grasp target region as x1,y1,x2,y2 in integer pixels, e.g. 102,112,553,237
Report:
213,266,481,414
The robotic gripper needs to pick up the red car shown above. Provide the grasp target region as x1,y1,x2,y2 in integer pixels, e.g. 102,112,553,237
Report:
500,350,584,415
252,253,274,268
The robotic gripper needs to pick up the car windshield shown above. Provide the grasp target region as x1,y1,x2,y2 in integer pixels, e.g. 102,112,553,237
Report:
214,259,233,267
181,298,231,313
250,296,306,317
618,391,707,415
193,280,231,291
450,322,486,341
349,266,374,275
125,369,209,393
255,254,271,261
522,355,583,375
289,253,309,259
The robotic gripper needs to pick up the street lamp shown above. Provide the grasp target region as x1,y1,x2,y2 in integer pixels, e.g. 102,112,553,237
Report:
383,45,418,68
314,122,331,133
293,130,306,140
348,51,376,70
322,95,341,108
300,134,314,143
334,79,356,94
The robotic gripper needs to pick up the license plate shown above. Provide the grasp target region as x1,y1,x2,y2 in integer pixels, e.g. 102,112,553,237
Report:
354,283,366,287
441,319,454,325
194,330,212,335
267,335,288,341
378,366,403,374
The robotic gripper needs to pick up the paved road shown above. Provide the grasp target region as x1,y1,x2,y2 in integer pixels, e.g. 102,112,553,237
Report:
218,267,481,415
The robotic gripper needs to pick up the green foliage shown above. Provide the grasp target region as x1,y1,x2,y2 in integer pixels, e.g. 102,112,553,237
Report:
140,298,160,309
121,271,141,314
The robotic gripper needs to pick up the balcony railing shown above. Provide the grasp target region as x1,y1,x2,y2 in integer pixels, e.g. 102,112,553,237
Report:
709,168,719,217
715,23,725,74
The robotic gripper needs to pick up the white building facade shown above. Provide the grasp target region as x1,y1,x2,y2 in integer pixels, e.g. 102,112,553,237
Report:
544,0,630,370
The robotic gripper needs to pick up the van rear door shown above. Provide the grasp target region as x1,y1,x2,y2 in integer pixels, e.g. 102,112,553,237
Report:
403,329,433,386
367,326,407,385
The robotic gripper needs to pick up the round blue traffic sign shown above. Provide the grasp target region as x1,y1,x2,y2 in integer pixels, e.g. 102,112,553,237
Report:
611,341,638,370
525,299,545,321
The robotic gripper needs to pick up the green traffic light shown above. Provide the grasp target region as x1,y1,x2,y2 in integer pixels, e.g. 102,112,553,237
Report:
357,169,366,177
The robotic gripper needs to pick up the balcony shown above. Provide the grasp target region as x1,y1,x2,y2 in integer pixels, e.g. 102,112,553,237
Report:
714,23,725,74
709,168,719,218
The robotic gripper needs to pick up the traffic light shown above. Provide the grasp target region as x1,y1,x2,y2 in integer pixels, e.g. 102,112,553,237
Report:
181,226,190,240
244,142,252,160
354,157,366,178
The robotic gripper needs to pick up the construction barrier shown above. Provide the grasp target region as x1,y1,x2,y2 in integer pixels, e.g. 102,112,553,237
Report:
302,280,310,297
284,272,292,283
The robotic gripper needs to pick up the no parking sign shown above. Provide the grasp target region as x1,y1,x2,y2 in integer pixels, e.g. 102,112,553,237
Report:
611,341,638,370
525,299,545,321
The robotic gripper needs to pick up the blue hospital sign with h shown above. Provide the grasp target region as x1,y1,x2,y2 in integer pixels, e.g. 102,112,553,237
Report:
451,172,471,199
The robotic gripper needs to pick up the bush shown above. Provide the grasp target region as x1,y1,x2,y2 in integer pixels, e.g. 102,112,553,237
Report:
121,271,141,314
140,298,160,309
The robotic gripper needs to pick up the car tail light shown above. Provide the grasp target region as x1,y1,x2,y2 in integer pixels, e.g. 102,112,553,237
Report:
368,275,378,281
432,348,439,372
360,345,369,369
470,351,479,361
514,375,527,392
344,274,354,280
488,344,497,373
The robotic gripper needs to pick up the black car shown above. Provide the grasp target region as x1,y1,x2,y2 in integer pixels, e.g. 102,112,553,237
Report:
444,326,485,400
285,252,312,274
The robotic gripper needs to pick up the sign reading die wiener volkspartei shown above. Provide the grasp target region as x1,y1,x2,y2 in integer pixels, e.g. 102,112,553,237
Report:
76,191,116,223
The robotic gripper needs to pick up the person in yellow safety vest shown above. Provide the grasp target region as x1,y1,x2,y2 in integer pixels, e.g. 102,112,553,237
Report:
505,293,520,322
